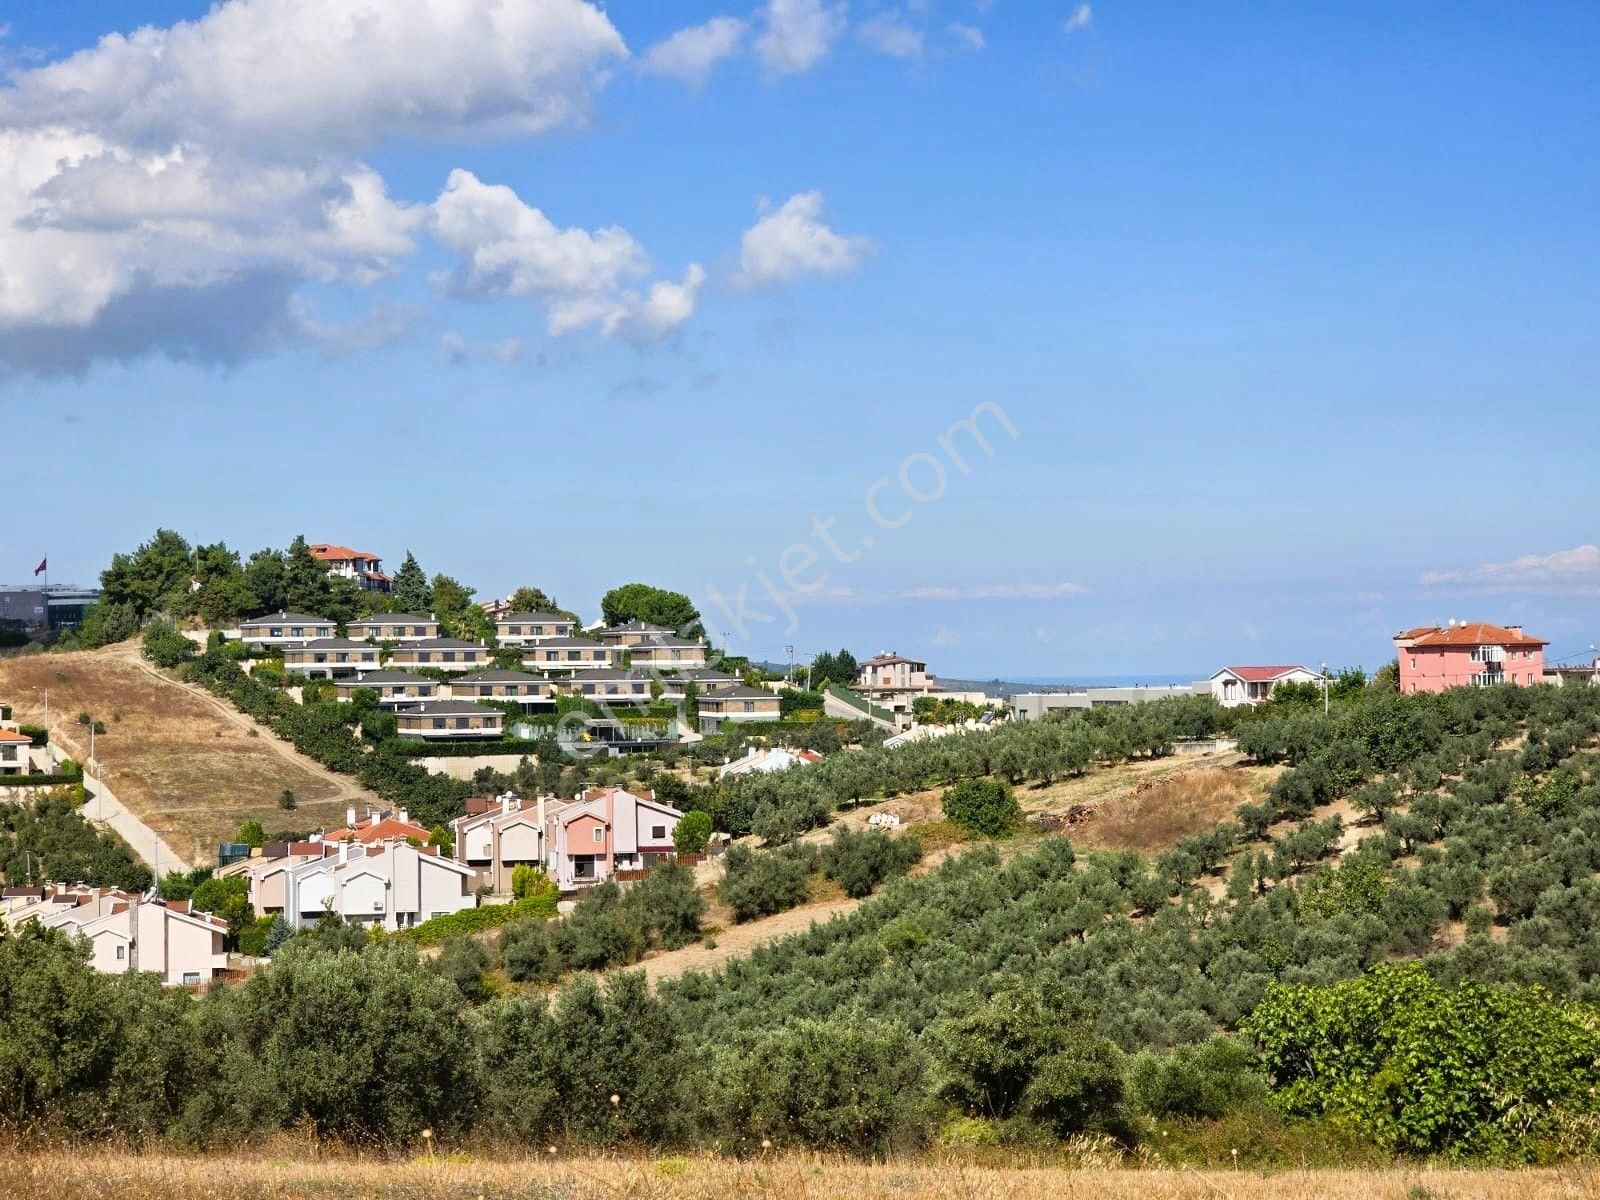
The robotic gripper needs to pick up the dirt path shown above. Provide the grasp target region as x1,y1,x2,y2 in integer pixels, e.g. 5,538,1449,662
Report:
636,896,863,984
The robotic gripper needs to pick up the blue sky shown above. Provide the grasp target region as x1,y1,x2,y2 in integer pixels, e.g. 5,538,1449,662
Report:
1,1,1596,678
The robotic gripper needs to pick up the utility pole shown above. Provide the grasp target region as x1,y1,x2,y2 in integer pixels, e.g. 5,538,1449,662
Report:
785,644,795,685
1321,662,1329,716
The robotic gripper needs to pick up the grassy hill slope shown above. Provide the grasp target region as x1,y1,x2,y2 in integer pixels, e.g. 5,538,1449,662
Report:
0,645,373,863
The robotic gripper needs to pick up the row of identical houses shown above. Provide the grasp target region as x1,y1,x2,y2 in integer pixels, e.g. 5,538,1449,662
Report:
220,787,688,928
233,610,781,735
0,885,230,986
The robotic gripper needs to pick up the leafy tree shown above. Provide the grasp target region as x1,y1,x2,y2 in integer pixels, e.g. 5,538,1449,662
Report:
600,582,701,634
809,648,861,689
1126,1036,1269,1119
76,600,141,649
432,573,492,641
623,860,705,949
282,535,331,615
390,551,433,614
942,778,1021,838
820,826,921,899
718,844,815,922
100,528,193,622
933,976,1128,1138
241,548,288,613
511,864,557,903
709,1019,932,1156
673,809,713,855
236,819,265,847
141,619,194,668
189,542,253,625
1244,963,1600,1157
507,585,572,618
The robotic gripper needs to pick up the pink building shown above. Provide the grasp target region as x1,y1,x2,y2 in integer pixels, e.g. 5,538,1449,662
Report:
1393,622,1547,694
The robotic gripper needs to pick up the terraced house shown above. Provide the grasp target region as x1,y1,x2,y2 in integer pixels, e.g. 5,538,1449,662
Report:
444,669,556,707
386,637,490,672
393,700,504,740
346,613,440,641
696,684,781,733
332,670,440,705
627,635,709,671
281,637,381,678
238,611,335,648
520,636,618,674
494,611,577,645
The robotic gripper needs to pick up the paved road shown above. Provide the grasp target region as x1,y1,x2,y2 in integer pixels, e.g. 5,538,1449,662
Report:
78,774,190,876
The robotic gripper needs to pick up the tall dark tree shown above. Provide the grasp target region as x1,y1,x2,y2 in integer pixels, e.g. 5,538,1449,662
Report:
507,585,569,617
432,573,492,641
283,535,331,615
810,648,861,688
99,528,193,622
599,583,700,634
189,542,252,626
391,552,432,614
241,548,288,614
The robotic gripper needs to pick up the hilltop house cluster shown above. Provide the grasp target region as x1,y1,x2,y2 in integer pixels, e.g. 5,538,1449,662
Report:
233,601,777,739
0,885,229,987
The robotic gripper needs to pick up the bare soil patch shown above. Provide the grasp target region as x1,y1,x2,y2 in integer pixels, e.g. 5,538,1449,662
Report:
0,647,359,863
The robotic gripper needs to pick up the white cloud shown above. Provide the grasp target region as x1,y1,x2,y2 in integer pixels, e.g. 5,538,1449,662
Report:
755,0,847,75
293,298,421,359
0,0,627,372
1064,3,1093,33
1421,543,1600,587
642,16,747,88
859,15,925,59
735,191,875,287
0,0,625,152
948,22,986,50
430,169,702,345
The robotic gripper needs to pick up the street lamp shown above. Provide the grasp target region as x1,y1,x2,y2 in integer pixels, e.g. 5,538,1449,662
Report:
1320,662,1330,716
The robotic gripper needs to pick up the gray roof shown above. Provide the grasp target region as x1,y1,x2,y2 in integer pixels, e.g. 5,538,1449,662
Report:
393,638,486,650
240,611,331,627
565,669,654,682
496,611,574,624
453,669,548,684
700,684,778,701
348,613,436,626
290,637,376,650
632,636,707,649
605,620,674,633
677,669,739,681
521,636,611,650
394,701,504,718
334,671,434,686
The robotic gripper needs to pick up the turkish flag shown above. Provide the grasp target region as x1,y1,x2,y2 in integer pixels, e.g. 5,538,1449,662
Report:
33,558,46,576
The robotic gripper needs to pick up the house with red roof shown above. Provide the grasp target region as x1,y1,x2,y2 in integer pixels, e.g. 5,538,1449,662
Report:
309,543,391,592
0,727,36,775
1393,622,1547,694
1208,665,1323,708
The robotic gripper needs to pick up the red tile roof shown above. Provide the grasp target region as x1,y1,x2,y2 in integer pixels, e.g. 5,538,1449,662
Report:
1407,622,1547,649
0,730,33,743
309,543,378,562
1221,665,1312,683
325,815,432,844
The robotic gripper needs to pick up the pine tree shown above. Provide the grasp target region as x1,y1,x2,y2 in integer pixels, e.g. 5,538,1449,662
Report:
391,551,432,613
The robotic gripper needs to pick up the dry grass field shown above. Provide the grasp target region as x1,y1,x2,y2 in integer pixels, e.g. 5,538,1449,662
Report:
5,1151,1595,1200
0,646,369,863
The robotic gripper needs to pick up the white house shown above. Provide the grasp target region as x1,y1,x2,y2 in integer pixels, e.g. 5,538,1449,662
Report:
282,842,476,931
1208,665,1323,708
719,746,823,778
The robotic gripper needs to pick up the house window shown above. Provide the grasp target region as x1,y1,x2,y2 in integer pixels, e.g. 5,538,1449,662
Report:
593,827,604,843
1410,658,1416,669
115,945,125,960
182,971,201,985
652,825,666,840
508,625,521,635
742,701,754,713
433,718,446,729
454,718,469,729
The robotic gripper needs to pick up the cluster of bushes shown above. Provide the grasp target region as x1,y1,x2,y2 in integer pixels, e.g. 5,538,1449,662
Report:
0,790,151,891
496,864,705,984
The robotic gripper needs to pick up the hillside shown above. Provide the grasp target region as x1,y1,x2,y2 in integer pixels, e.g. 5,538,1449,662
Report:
0,645,373,865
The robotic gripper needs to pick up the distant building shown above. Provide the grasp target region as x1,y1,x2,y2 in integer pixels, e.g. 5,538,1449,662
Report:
309,544,391,592
0,584,101,631
495,612,578,646
238,611,335,648
393,701,505,740
697,684,781,733
1012,683,1207,720
281,637,381,678
856,651,943,727
1209,666,1323,708
346,613,440,641
1394,622,1547,694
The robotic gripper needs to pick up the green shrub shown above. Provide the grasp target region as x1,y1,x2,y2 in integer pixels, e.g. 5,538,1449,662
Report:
1127,1036,1269,1119
941,778,1021,837
820,826,921,898
141,619,194,669
1244,963,1600,1157
718,843,816,922
673,809,713,855
400,895,556,947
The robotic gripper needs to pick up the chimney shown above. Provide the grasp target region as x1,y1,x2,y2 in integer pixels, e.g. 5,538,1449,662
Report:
398,808,409,826
338,841,349,865
346,804,357,829
501,793,513,815
537,793,547,832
